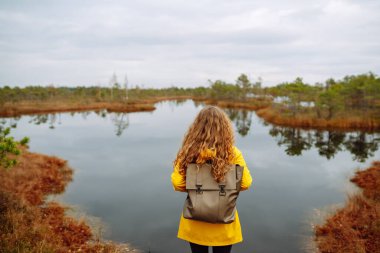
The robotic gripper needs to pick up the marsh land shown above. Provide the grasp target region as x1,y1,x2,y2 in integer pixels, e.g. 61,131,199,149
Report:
1,72,380,252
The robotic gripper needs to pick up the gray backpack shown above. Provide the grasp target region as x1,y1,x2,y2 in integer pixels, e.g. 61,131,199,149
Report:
183,163,243,224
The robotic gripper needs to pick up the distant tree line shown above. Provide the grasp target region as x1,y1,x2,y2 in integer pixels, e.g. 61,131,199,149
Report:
264,72,380,119
0,73,261,104
1,72,379,119
0,85,208,105
208,74,262,100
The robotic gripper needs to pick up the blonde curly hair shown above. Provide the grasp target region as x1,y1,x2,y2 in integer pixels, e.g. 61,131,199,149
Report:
174,106,235,182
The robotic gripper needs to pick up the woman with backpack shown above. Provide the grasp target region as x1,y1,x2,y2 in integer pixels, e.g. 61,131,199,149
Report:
171,106,252,253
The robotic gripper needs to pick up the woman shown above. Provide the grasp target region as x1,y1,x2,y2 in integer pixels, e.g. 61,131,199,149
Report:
171,106,252,253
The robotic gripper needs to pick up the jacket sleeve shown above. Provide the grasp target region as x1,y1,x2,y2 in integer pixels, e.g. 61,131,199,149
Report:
233,146,252,191
171,163,186,192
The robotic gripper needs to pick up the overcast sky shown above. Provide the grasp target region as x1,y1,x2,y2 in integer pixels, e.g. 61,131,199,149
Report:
0,0,379,88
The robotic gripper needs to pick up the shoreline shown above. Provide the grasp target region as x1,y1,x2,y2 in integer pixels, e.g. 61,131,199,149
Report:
0,101,156,117
314,161,380,252
199,99,380,131
1,97,380,131
0,96,196,117
256,107,380,131
0,146,140,252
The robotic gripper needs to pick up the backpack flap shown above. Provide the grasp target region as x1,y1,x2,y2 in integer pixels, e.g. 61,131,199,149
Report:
186,164,238,191
183,163,243,224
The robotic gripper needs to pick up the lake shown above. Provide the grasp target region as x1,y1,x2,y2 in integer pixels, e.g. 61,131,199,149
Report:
3,100,380,253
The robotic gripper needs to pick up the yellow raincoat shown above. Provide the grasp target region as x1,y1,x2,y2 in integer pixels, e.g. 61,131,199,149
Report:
171,146,252,246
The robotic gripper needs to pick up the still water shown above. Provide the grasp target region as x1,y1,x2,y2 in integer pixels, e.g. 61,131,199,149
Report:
3,100,380,253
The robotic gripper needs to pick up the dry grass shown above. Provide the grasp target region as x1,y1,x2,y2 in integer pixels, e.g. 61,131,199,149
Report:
314,161,380,253
0,146,140,252
0,96,203,117
256,107,380,131
192,97,271,110
0,101,156,117
3,97,379,131
0,96,271,117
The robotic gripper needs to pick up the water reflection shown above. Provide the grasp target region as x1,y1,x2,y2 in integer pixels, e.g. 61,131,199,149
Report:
28,114,59,129
269,125,380,162
314,131,345,159
94,110,108,118
111,113,130,136
0,117,19,129
344,132,379,162
79,111,92,120
12,111,130,136
224,109,253,137
269,127,312,156
223,107,380,162
2,108,379,161
1,100,380,252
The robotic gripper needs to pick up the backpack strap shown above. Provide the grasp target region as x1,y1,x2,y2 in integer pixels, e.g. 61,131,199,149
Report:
218,181,226,196
235,164,243,191
195,164,203,194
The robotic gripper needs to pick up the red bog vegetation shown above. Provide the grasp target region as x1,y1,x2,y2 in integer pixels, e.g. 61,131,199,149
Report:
314,161,380,253
0,146,132,252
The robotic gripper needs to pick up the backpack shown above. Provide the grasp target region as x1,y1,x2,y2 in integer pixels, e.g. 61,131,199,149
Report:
183,163,243,224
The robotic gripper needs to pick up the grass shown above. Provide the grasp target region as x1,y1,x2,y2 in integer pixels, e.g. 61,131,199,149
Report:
0,146,139,252
314,161,380,253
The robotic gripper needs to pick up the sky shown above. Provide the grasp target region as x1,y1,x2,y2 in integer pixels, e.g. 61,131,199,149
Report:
0,0,379,88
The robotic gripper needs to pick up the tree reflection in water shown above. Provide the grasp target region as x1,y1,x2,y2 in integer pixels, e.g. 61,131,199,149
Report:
269,125,380,162
111,113,129,137
3,109,379,159
28,114,57,129
344,132,379,162
1,117,20,129
314,131,345,159
24,111,131,137
224,108,253,137
94,109,107,118
269,127,312,156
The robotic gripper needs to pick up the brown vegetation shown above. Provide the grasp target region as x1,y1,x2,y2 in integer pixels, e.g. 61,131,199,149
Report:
2,95,380,131
193,97,271,110
0,96,270,117
0,146,138,252
0,101,156,117
315,161,380,253
0,96,198,117
257,107,380,131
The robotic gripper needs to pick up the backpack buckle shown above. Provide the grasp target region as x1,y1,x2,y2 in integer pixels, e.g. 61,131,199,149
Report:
196,184,203,194
219,185,226,196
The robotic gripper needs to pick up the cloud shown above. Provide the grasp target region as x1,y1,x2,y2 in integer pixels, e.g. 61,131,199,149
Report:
0,0,379,87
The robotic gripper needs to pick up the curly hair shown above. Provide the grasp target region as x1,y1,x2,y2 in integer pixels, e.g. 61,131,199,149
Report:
173,106,235,182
